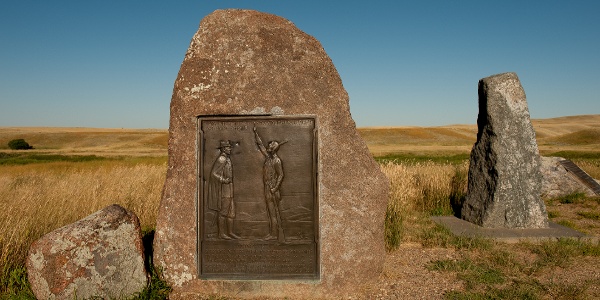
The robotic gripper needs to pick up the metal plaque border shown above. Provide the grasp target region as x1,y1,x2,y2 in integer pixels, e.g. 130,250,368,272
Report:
196,115,319,280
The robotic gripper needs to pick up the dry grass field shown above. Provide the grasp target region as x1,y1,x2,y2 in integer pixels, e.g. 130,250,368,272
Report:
0,114,599,299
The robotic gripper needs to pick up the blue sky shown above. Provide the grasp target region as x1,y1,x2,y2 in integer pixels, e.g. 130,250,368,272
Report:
1,1,598,128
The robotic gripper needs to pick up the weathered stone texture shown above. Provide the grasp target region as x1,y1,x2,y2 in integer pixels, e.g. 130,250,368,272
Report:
541,156,599,198
27,205,147,300
461,72,549,228
153,9,388,299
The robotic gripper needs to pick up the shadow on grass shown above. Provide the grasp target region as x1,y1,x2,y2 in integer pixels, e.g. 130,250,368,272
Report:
132,229,172,300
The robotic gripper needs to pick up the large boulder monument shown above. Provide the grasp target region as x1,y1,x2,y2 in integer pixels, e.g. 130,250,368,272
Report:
153,9,389,299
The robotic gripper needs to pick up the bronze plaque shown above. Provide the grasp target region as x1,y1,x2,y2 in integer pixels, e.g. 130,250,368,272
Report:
197,116,319,280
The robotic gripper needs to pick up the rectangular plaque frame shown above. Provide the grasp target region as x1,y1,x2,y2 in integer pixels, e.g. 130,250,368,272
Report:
197,116,319,280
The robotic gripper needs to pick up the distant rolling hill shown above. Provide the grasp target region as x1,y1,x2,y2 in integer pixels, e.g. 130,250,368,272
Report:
0,127,167,156
0,115,598,157
359,114,600,156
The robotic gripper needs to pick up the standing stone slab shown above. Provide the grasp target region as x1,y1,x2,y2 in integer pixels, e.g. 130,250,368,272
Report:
461,72,549,228
153,9,388,299
27,205,148,300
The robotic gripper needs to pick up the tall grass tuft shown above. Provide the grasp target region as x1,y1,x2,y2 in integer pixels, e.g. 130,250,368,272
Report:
0,162,166,294
384,204,403,251
380,160,469,249
381,160,466,214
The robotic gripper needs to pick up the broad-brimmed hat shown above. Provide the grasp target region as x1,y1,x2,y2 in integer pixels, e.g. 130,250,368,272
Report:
219,140,232,148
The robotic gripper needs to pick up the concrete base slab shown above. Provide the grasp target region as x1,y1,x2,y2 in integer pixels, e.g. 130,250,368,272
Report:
431,216,596,243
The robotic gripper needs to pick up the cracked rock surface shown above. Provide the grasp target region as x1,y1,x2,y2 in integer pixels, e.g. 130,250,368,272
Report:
27,204,147,300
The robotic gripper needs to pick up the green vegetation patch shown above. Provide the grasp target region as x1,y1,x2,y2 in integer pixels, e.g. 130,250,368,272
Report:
554,192,587,204
556,220,578,230
0,265,35,299
429,238,600,300
527,238,600,270
578,211,600,220
545,151,600,160
445,284,540,300
7,139,33,150
0,152,108,165
429,258,505,287
420,224,492,250
374,153,469,165
0,153,166,166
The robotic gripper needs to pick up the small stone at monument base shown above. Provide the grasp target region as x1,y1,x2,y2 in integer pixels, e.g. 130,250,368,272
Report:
461,72,549,229
27,204,148,300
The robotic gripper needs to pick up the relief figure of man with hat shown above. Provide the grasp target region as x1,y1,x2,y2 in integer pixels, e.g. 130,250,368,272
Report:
207,140,240,240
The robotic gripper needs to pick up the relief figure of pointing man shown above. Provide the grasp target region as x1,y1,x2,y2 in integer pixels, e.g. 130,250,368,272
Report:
253,126,287,241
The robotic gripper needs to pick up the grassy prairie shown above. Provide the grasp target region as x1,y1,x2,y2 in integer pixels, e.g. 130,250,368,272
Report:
0,114,599,299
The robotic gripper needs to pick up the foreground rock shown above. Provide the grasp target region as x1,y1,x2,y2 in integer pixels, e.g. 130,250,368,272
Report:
154,9,388,299
27,205,147,300
461,72,549,228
